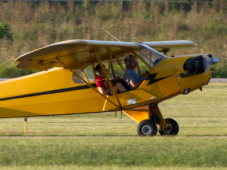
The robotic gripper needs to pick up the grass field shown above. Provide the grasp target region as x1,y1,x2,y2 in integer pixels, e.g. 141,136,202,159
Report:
0,83,226,169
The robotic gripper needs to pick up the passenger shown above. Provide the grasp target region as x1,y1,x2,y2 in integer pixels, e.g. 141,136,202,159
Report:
95,64,127,95
123,55,144,89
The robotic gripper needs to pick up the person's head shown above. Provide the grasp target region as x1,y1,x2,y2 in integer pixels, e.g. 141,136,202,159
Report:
124,55,137,69
95,64,107,77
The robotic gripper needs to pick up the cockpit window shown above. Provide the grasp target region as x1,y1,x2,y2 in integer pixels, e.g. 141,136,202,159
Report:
72,62,115,84
72,65,95,84
139,43,166,67
72,45,165,84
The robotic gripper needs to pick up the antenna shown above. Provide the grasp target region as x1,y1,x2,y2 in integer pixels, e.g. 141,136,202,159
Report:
101,27,121,42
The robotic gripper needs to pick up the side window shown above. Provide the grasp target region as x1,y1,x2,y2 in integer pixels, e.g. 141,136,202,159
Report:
72,63,115,84
100,63,114,79
111,54,149,78
112,61,124,78
138,45,165,68
72,65,95,84
72,52,151,84
137,58,150,75
83,65,95,82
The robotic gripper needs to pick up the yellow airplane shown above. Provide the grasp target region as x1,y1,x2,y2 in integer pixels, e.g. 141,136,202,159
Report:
0,40,219,136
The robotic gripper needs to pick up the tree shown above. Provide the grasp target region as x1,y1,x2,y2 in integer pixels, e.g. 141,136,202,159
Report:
0,21,13,42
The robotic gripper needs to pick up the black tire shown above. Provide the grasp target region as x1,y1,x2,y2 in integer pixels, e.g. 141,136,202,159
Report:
159,118,179,136
137,119,157,136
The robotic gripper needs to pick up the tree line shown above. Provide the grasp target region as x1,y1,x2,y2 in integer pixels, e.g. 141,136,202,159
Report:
0,1,227,78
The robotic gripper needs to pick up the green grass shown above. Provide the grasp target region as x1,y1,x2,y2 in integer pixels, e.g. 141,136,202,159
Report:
1,166,227,170
0,83,226,169
0,137,227,169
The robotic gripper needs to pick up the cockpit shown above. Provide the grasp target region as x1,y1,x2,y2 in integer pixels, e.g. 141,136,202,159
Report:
72,43,167,84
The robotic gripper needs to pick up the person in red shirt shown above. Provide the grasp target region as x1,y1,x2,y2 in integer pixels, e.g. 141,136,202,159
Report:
95,64,127,95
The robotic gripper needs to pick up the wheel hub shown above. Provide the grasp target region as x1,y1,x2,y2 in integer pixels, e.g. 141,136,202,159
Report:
141,125,152,135
163,123,173,133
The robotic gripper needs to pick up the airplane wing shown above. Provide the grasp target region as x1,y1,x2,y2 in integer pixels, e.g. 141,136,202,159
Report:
15,40,194,71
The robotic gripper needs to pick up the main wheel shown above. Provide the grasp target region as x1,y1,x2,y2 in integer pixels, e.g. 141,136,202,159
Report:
159,118,179,136
137,119,157,136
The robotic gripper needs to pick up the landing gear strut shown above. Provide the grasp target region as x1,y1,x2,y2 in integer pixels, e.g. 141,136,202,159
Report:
136,104,179,137
123,104,179,137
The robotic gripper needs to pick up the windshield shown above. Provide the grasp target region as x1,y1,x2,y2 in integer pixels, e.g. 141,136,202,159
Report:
139,43,166,67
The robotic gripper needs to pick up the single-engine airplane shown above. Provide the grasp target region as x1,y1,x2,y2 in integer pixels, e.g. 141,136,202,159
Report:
0,40,219,136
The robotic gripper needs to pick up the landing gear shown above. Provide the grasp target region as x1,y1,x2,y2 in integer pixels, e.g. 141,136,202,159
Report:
124,104,179,137
137,119,157,136
159,118,179,136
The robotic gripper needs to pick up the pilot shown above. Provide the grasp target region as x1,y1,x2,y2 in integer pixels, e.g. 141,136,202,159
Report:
95,64,126,95
123,55,144,89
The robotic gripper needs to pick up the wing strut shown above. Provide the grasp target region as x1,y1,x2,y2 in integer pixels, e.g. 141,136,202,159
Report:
92,62,96,81
133,52,141,75
94,50,123,109
117,58,125,73
56,57,121,109
74,49,90,83
107,47,113,78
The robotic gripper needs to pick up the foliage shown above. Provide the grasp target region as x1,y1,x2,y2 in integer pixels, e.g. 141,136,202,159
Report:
0,1,227,77
0,21,13,41
212,61,227,78
0,63,38,78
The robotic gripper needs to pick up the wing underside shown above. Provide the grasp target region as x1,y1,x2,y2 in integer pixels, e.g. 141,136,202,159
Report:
15,40,194,71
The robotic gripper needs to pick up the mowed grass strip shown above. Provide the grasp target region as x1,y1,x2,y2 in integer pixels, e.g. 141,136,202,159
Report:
1,166,227,170
0,83,226,169
0,137,227,167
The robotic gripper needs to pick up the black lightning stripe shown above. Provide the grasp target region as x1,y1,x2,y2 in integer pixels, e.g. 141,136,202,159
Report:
0,74,171,102
145,73,172,86
0,84,97,102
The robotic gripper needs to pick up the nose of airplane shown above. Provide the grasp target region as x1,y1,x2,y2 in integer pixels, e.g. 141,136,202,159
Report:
209,57,219,65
